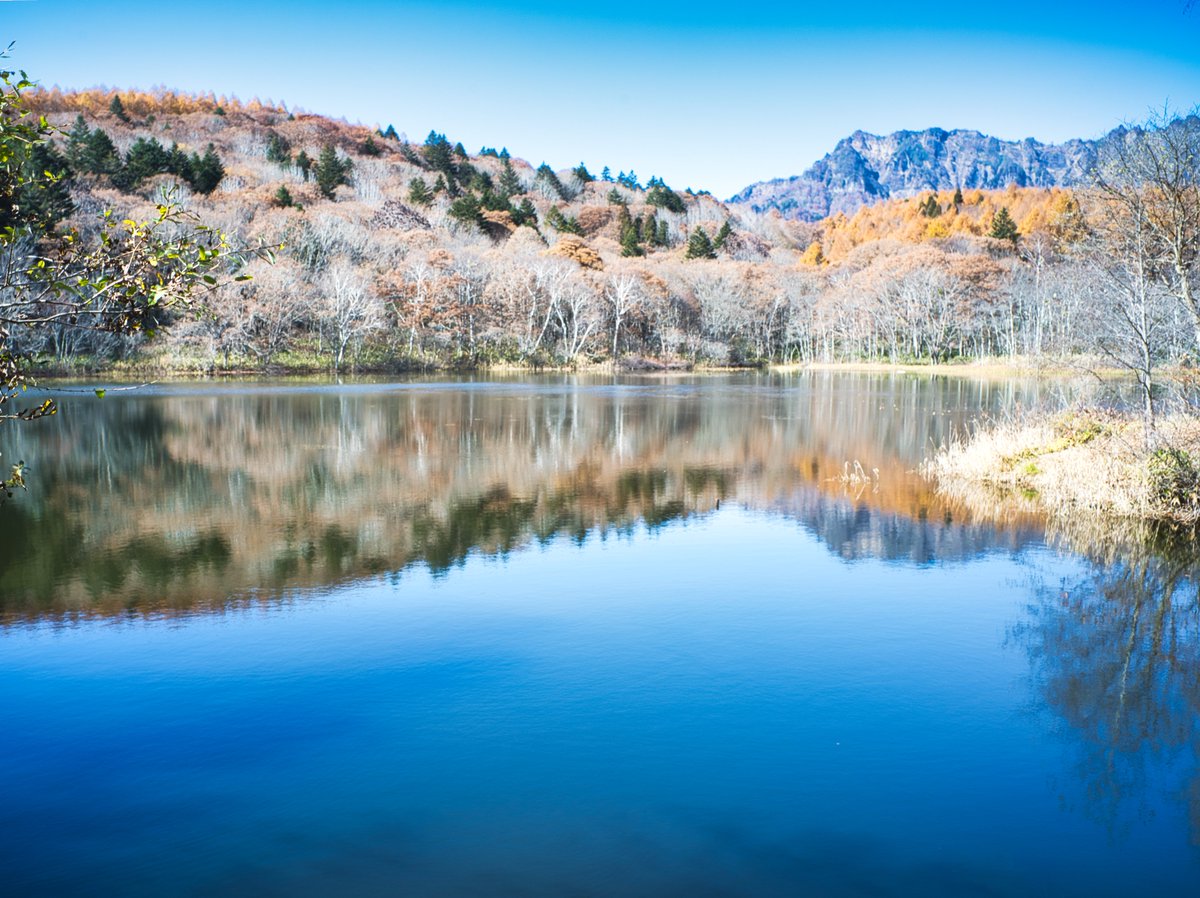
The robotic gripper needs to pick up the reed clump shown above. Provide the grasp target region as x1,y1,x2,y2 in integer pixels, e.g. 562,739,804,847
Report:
924,409,1200,525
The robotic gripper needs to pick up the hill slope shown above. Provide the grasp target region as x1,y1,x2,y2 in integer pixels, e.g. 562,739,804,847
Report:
12,85,1160,373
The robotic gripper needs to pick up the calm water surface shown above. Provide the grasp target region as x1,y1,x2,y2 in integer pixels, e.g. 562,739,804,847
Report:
2,373,1197,896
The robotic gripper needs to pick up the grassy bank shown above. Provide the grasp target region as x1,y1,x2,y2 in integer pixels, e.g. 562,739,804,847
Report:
34,347,1142,381
770,355,1140,379
925,409,1200,525
26,345,711,379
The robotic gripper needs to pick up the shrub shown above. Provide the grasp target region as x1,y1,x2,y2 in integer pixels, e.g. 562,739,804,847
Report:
1147,447,1200,512
1052,411,1112,446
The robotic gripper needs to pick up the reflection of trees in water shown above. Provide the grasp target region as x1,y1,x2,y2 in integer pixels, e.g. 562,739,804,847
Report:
1018,522,1200,842
768,490,1039,565
0,374,1048,619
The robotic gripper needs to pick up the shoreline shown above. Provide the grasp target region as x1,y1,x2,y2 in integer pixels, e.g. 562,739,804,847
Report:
925,408,1200,526
25,354,1142,382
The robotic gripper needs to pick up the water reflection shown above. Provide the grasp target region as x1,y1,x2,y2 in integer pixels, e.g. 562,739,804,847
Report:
0,373,1045,620
3,373,1199,892
1020,522,1200,842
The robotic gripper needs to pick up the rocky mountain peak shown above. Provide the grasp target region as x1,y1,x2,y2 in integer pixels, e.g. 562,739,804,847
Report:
730,127,1100,221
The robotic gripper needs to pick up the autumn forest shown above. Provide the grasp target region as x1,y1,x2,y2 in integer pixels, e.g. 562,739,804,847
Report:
13,87,1200,377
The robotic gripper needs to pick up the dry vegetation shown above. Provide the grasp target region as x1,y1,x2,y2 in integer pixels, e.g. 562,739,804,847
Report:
19,87,1183,376
926,409,1200,524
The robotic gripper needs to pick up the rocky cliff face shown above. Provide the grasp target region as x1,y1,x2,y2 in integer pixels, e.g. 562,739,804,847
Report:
730,128,1099,220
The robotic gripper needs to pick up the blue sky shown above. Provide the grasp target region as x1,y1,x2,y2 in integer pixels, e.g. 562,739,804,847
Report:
3,1,1200,197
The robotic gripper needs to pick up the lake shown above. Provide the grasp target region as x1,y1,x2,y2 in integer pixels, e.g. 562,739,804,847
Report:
2,373,1197,896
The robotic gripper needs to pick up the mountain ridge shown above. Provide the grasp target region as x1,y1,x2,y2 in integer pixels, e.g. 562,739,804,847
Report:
730,126,1102,221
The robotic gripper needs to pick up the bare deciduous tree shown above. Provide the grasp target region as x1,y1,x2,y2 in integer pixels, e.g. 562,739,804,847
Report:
1093,111,1200,354
604,272,643,360
320,265,383,373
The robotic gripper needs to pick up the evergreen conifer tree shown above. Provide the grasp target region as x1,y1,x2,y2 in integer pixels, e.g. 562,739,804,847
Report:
644,212,659,248
381,124,399,141
109,95,130,122
952,186,964,206
479,188,506,212
601,166,612,181
423,131,454,175
572,162,594,183
468,169,494,194
535,163,567,200
620,226,643,257
408,177,433,206
456,160,478,187
714,219,732,251
988,206,1019,243
18,142,74,231
294,150,312,181
515,197,537,227
315,143,351,199
400,143,421,165
359,135,381,157
617,204,642,256
166,143,190,179
498,158,521,198
188,144,225,195
120,137,170,189
65,115,91,169
448,193,482,227
81,127,121,177
656,219,669,247
273,184,294,208
545,205,582,234
685,227,716,260
616,203,632,230
265,132,292,165
646,178,686,213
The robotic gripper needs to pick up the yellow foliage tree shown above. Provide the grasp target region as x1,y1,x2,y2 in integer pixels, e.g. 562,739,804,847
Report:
923,218,952,240
799,241,825,266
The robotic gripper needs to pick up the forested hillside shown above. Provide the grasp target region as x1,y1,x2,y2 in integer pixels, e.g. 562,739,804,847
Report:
16,88,1200,373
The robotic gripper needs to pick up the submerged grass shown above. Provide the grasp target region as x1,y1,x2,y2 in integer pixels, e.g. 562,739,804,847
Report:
925,408,1200,525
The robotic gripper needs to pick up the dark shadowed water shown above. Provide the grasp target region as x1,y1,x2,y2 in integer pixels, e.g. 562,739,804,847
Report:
2,373,1197,897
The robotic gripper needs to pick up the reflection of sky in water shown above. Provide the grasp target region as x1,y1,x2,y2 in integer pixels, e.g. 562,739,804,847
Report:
4,509,1198,895
2,376,1198,895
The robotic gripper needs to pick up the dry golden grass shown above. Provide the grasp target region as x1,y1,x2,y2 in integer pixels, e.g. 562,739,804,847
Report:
768,357,1134,380
925,409,1200,525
